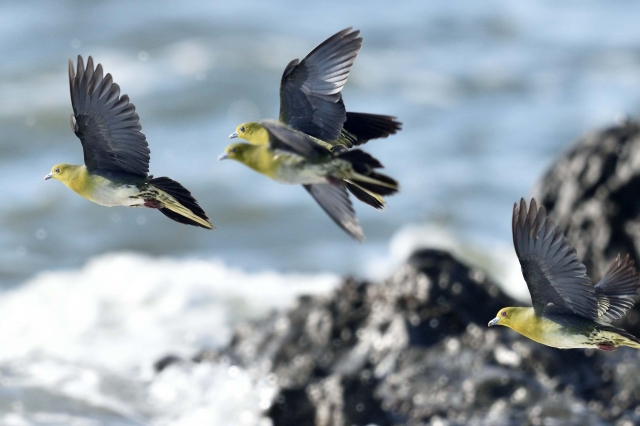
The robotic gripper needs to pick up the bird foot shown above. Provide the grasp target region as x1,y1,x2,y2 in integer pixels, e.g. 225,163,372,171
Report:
327,176,342,186
144,199,162,209
597,342,616,351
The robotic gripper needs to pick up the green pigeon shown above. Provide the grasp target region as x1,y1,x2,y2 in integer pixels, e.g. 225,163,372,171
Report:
45,55,213,229
229,28,401,209
220,120,398,241
489,198,640,351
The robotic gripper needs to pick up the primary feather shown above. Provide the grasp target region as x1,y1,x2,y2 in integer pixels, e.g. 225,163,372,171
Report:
69,55,150,176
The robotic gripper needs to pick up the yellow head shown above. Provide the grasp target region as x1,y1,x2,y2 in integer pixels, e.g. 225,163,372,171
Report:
217,143,254,163
44,164,74,182
228,122,269,145
488,307,519,328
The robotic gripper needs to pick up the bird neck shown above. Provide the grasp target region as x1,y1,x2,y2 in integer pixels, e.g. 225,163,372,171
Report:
238,146,278,177
504,307,538,336
245,126,270,145
58,165,93,196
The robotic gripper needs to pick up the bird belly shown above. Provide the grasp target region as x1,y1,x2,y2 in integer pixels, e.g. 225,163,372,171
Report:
526,328,593,349
271,162,328,185
511,316,593,349
87,180,144,207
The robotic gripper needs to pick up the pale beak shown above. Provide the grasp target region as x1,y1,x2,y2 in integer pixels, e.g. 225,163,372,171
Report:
218,153,228,161
44,172,54,180
229,132,238,139
488,317,500,327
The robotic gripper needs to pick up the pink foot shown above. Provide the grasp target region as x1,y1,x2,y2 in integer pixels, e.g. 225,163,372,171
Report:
597,342,616,351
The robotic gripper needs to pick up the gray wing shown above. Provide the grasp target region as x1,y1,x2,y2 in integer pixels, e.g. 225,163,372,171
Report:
513,198,598,319
260,120,329,159
594,254,639,322
69,55,150,176
304,184,364,241
279,28,362,142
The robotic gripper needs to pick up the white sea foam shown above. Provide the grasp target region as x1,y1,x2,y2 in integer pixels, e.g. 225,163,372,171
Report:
0,253,337,424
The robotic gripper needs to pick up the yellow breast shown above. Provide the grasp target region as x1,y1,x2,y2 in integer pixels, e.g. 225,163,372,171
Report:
505,308,591,349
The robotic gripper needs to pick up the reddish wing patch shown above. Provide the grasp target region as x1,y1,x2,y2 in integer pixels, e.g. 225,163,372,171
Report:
144,199,162,209
327,176,342,186
597,342,616,351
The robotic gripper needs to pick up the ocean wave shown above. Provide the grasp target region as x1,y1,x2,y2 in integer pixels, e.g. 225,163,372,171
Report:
0,253,337,424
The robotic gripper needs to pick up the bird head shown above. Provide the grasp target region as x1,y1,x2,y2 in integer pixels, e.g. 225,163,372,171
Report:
44,164,72,181
488,307,516,327
229,122,269,144
218,143,252,162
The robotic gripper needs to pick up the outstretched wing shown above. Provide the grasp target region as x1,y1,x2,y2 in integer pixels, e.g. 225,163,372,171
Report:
303,183,364,241
513,198,598,319
261,120,329,160
279,28,362,142
594,254,639,323
69,55,150,176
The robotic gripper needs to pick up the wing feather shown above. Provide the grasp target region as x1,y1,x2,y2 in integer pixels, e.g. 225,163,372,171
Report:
69,55,150,176
260,120,329,159
303,183,364,241
513,198,598,319
279,28,362,142
594,254,640,322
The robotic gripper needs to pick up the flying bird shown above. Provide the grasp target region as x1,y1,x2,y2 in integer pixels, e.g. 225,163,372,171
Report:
219,120,398,241
228,28,401,210
45,56,213,229
488,198,640,351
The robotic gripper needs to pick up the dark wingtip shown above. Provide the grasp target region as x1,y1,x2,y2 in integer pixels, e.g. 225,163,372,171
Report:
76,55,85,79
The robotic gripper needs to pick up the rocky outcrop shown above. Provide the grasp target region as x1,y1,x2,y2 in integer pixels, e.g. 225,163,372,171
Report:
190,249,640,425
535,119,640,336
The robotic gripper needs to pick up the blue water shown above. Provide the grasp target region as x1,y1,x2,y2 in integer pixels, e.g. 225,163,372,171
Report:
3,1,640,285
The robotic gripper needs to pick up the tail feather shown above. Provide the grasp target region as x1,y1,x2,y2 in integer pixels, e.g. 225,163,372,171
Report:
149,176,213,229
597,323,640,349
595,254,639,322
336,149,399,198
337,149,383,171
344,181,386,210
339,112,402,147
353,171,398,196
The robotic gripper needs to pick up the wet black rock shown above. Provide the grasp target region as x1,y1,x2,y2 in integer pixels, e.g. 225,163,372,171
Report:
535,119,640,335
153,354,183,373
191,249,640,425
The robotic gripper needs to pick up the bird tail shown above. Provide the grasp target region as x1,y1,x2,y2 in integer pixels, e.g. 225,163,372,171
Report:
597,324,640,350
148,176,214,229
344,181,386,210
336,149,399,197
337,112,402,148
615,328,640,350
623,338,640,350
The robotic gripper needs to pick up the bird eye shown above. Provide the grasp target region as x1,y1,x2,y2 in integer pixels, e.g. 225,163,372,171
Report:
501,311,507,317
240,126,245,132
55,168,60,173
229,147,236,153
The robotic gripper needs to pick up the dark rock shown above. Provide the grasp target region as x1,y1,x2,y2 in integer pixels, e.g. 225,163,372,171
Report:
535,119,640,335
268,388,316,426
182,248,640,425
153,354,182,373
